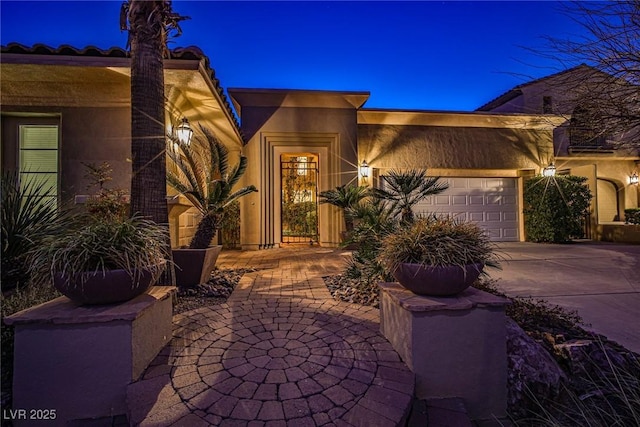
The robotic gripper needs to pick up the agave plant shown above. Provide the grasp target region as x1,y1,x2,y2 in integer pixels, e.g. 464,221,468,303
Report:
319,184,369,232
167,126,257,249
373,168,449,223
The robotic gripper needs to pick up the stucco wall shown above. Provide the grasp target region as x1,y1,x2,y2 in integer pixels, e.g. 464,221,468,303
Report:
562,158,640,221
2,106,132,201
358,124,553,173
239,105,359,249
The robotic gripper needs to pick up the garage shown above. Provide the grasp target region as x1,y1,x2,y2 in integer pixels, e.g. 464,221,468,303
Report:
413,177,520,241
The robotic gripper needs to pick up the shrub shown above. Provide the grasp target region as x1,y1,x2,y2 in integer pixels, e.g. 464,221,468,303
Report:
344,169,448,283
344,197,397,283
319,184,369,232
624,208,640,225
1,171,65,291
523,175,592,243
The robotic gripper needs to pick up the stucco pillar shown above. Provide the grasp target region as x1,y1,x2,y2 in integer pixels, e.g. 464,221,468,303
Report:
379,282,510,424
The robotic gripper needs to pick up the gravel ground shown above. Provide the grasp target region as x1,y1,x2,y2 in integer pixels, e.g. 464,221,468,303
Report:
173,268,256,314
323,274,380,308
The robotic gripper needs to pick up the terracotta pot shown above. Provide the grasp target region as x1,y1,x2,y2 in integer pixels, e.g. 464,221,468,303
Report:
53,265,161,305
172,245,222,287
393,262,484,296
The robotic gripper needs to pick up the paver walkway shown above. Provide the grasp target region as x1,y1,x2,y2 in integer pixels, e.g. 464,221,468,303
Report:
127,247,415,426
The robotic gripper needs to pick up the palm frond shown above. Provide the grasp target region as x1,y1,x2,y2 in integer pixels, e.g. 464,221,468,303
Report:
166,125,257,248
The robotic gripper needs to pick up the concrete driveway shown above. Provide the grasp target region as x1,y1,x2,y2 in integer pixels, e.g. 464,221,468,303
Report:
493,242,640,354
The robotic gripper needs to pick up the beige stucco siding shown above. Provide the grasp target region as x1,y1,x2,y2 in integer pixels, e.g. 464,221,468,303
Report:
2,106,132,200
358,124,553,173
239,106,359,249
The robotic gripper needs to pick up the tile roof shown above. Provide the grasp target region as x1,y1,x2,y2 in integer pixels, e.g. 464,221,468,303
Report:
1,42,242,138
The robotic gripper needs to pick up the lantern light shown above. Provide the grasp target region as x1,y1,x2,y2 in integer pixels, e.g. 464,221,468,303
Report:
360,160,370,179
630,172,639,185
175,117,193,146
543,162,556,177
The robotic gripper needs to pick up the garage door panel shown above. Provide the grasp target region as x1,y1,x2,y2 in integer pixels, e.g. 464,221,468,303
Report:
435,195,450,205
411,177,519,242
469,195,484,205
503,212,517,221
487,195,502,205
452,195,467,205
486,212,501,222
469,212,484,222
452,178,468,188
503,195,517,205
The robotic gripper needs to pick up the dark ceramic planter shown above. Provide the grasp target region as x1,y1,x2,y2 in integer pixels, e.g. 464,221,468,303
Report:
172,245,222,287
393,262,484,296
53,266,160,305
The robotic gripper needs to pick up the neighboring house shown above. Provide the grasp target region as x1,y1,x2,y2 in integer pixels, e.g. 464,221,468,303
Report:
478,64,640,238
2,44,638,248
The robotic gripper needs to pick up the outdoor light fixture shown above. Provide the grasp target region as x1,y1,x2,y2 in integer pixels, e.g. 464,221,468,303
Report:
543,162,556,177
630,172,639,185
175,117,193,146
359,160,370,179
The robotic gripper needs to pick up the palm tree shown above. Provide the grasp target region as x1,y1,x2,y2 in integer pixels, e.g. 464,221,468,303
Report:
167,126,257,249
124,0,180,224
373,169,449,223
122,1,187,284
319,184,369,232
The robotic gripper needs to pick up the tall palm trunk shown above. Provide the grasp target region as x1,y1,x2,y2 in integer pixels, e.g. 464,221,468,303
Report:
126,0,174,285
128,0,168,225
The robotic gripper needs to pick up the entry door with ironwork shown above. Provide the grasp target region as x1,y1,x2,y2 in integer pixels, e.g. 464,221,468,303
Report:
281,154,319,244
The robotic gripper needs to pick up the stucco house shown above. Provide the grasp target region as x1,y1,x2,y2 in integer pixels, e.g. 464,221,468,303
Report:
1,43,638,249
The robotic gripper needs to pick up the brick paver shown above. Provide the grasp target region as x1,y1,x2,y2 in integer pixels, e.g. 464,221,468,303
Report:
128,247,414,426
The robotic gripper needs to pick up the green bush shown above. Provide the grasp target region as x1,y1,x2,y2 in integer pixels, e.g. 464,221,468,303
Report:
624,208,640,225
523,175,592,243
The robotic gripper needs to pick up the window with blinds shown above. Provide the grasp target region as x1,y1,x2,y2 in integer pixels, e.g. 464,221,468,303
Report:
19,124,59,204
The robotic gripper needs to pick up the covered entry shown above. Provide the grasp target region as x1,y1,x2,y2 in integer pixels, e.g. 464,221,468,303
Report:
281,154,319,244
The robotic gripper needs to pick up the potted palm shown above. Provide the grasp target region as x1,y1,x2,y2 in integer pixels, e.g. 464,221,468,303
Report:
29,163,168,305
167,126,257,287
378,214,500,296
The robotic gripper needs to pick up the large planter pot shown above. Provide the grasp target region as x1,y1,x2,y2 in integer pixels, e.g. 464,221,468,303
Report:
172,245,222,287
53,265,161,305
393,262,484,296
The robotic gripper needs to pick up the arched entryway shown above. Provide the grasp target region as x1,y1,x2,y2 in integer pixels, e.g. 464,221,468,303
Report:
597,178,621,222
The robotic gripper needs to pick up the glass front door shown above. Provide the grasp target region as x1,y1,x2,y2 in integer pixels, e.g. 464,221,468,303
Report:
281,154,319,244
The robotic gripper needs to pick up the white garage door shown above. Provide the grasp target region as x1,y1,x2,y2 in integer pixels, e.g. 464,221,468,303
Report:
413,177,519,241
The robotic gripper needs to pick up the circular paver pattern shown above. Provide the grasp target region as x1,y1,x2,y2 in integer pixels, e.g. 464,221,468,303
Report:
132,298,414,426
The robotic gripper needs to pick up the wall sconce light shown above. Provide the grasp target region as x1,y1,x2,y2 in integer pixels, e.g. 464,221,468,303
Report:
359,160,370,179
175,117,193,146
543,162,556,177
630,172,639,185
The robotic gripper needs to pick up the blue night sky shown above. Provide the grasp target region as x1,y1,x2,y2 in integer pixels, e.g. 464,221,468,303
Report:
0,1,588,112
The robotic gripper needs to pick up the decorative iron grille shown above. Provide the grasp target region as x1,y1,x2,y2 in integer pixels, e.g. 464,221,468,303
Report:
281,155,319,244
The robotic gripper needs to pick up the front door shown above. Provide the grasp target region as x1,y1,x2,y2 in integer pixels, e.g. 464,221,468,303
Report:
281,154,319,244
